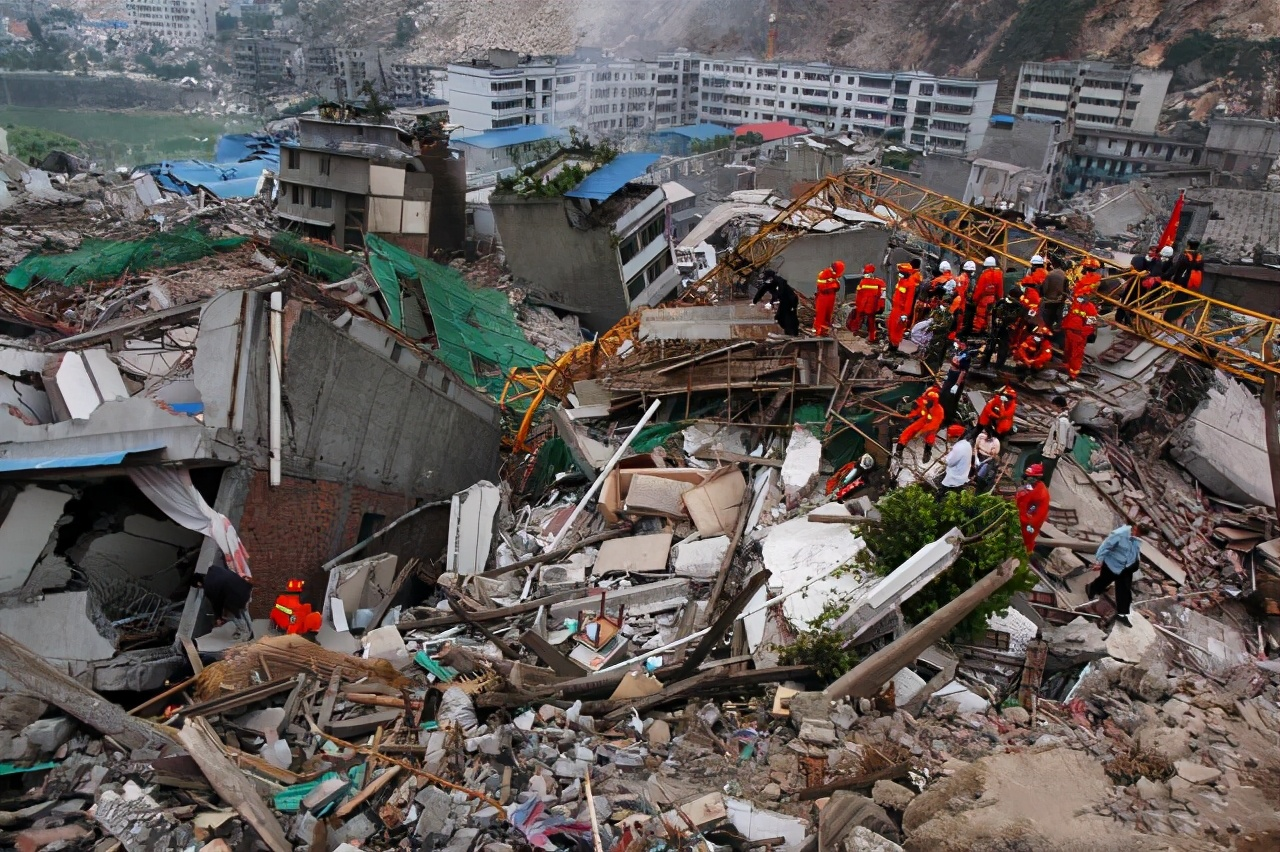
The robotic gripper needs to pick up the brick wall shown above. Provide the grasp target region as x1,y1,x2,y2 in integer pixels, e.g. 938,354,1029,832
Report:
236,469,415,617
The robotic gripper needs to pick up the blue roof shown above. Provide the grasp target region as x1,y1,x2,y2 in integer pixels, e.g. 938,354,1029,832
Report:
142,133,280,199
565,153,661,201
652,123,731,141
452,125,567,150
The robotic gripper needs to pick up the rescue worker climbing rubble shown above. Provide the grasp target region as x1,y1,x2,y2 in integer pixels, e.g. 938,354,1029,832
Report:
894,384,945,463
1060,291,1099,381
887,261,917,347
813,260,844,336
970,257,1003,334
978,385,1017,437
1015,463,1051,552
847,264,886,340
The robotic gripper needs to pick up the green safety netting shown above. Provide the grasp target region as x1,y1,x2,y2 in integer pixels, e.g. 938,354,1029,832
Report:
363,234,549,404
4,227,248,291
269,232,356,283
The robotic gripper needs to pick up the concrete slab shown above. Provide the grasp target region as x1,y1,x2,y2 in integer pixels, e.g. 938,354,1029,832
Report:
1171,373,1274,507
780,426,822,504
447,482,501,575
1105,611,1157,663
0,592,116,661
0,485,70,594
74,532,182,596
672,535,730,579
760,513,866,628
122,514,203,548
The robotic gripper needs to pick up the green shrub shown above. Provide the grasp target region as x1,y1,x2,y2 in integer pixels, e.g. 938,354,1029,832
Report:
7,125,82,162
855,485,1033,638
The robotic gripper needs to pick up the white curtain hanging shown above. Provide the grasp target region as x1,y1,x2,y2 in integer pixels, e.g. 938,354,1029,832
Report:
128,466,252,579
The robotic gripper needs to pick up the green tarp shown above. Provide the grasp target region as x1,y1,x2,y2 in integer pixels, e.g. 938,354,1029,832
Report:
363,234,549,405
269,232,356,283
4,227,248,290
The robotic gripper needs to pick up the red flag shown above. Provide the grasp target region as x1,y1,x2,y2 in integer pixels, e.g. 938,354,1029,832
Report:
1154,190,1184,255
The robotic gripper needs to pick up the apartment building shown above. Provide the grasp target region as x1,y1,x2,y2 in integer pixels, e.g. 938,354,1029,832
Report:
695,59,997,154
389,63,445,105
124,0,218,44
445,50,590,134
1013,61,1172,135
233,36,301,90
276,117,432,254
442,50,994,153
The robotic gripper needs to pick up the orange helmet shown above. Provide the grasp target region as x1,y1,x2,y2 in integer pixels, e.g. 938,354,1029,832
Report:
831,260,846,276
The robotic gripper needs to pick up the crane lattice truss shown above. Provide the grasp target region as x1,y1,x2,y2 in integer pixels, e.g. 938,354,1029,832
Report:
502,168,1280,449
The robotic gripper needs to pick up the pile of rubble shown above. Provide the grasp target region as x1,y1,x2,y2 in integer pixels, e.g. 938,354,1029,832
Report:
2,135,1280,852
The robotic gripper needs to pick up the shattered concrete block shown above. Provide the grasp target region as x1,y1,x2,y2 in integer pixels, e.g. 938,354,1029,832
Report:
799,719,838,746
841,826,904,852
1174,760,1221,785
22,717,76,755
672,535,730,579
1170,374,1275,507
780,426,822,505
1105,611,1157,663
871,780,916,811
1045,546,1086,577
1043,617,1108,670
1000,706,1030,725
1134,777,1169,801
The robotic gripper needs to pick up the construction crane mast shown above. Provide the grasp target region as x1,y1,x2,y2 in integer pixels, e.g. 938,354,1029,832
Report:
502,168,1280,449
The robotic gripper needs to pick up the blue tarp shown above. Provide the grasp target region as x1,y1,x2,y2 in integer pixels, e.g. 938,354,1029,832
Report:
0,445,165,472
564,153,660,201
142,133,281,199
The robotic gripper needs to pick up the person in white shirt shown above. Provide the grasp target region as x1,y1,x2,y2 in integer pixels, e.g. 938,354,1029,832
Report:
938,423,972,499
1041,395,1076,485
973,426,1001,492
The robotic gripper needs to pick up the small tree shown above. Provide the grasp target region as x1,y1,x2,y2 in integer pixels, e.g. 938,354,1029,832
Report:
856,486,1034,638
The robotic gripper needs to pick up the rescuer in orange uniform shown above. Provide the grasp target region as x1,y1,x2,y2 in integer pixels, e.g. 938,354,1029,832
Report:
813,260,844,336
270,579,323,635
978,385,1018,437
847,263,886,340
970,256,1003,333
1074,257,1103,298
1015,327,1054,373
1060,293,1099,380
887,261,918,347
1015,463,1051,552
894,385,945,463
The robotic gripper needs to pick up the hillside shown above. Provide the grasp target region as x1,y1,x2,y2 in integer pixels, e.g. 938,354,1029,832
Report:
313,0,1280,112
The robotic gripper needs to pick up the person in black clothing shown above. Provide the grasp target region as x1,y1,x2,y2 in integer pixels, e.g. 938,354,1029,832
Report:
199,551,253,627
978,290,1022,370
753,270,800,335
939,341,971,425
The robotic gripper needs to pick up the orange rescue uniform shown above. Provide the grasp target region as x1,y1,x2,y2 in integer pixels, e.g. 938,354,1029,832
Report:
848,273,886,340
1015,479,1051,551
887,265,918,346
898,387,945,448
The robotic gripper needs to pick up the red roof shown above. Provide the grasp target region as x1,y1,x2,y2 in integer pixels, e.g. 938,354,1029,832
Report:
733,121,811,142
8,20,30,39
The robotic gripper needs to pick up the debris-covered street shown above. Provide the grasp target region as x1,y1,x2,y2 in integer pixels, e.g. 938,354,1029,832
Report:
1,116,1280,852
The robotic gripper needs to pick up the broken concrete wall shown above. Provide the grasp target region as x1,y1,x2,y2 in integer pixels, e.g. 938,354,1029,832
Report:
243,304,501,498
489,195,629,333
1170,373,1274,507
772,229,892,298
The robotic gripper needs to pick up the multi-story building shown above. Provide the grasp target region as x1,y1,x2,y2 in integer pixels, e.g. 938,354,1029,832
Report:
124,0,218,44
1012,61,1172,136
389,63,444,105
443,50,995,153
445,50,588,133
233,36,301,90
302,46,380,103
694,59,997,154
276,117,433,253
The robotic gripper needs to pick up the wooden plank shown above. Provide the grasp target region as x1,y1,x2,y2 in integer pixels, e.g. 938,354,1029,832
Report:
793,762,911,801
317,668,343,733
476,529,632,579
179,635,204,675
178,718,291,852
1139,540,1187,586
825,559,1018,702
129,674,198,718
692,449,784,468
170,678,296,724
333,766,402,819
0,630,176,752
326,710,402,739
397,587,591,630
674,569,771,680
521,630,587,677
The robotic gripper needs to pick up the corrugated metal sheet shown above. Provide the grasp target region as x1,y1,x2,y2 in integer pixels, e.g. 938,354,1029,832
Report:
564,153,660,201
451,125,567,150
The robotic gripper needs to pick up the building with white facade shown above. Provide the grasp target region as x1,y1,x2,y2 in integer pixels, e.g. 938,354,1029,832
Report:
694,58,997,154
443,49,996,153
124,0,217,44
1012,61,1172,136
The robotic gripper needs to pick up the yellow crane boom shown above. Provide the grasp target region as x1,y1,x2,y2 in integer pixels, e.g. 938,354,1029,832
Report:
502,168,1279,450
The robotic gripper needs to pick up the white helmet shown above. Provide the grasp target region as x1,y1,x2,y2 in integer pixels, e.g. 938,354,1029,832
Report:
962,260,976,272
1030,254,1045,266
984,257,997,267
1159,245,1174,259
939,261,952,272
